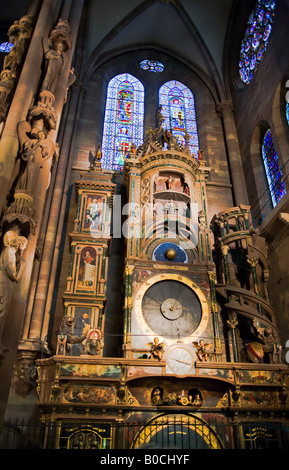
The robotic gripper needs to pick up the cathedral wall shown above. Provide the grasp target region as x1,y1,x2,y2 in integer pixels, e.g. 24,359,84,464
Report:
228,0,289,352
229,0,289,214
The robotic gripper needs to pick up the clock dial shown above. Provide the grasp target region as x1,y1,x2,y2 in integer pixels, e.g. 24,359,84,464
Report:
142,280,202,339
161,298,182,320
152,242,188,263
166,345,195,375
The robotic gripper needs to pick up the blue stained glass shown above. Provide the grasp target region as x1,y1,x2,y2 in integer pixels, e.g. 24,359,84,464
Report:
140,60,164,73
262,129,286,207
158,80,199,159
101,73,144,170
0,42,14,53
239,0,275,84
286,101,289,126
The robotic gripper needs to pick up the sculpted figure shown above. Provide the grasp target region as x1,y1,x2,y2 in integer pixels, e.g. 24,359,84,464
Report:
193,339,212,361
0,231,28,351
58,316,86,355
146,337,165,360
41,39,67,94
3,15,33,78
41,19,72,95
16,120,55,193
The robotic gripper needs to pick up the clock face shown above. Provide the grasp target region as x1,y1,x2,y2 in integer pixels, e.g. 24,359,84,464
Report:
152,242,188,263
166,345,195,376
141,280,202,339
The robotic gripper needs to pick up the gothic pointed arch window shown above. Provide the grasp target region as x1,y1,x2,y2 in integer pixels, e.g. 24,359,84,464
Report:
239,0,276,85
262,129,286,207
158,80,199,159
101,73,144,170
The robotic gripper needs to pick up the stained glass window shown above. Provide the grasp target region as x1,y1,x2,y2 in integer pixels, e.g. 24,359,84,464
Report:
239,0,275,85
140,60,164,73
262,129,286,207
0,42,14,53
286,101,289,126
102,73,144,170
159,80,199,158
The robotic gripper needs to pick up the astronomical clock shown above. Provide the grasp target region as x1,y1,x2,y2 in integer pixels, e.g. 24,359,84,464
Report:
121,124,218,372
35,115,289,451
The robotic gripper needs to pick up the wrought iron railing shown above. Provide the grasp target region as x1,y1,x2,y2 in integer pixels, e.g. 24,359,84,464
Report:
0,415,288,449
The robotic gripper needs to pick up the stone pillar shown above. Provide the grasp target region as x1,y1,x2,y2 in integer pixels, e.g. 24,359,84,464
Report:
18,0,85,351
216,100,249,206
0,0,85,424
0,0,61,211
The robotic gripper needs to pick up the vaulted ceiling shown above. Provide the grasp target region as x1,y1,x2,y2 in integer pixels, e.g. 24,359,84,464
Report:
1,0,237,83
85,0,234,79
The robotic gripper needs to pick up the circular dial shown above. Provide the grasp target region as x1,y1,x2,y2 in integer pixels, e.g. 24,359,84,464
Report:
152,243,188,263
161,298,182,320
166,345,195,376
142,280,202,339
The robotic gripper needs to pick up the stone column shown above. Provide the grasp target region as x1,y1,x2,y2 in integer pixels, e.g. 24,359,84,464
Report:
19,0,85,350
0,0,61,211
0,0,84,424
216,100,249,206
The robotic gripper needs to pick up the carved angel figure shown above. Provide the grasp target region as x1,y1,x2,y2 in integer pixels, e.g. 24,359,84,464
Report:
146,337,165,360
193,339,212,361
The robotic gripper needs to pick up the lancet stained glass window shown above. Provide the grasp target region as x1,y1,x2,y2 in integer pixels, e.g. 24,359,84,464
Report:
158,80,199,159
262,129,286,208
286,101,289,126
102,73,144,170
239,0,275,85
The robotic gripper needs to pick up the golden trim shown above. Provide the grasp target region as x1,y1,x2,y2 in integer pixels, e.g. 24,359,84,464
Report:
132,413,222,449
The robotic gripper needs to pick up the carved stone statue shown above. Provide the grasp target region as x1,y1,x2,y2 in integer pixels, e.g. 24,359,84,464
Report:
0,15,34,122
41,19,72,95
3,15,33,77
15,120,55,194
0,231,28,353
